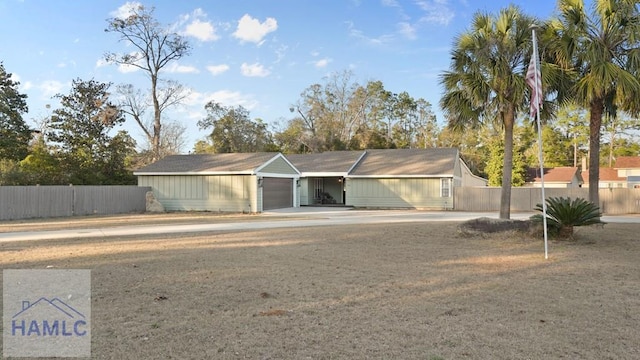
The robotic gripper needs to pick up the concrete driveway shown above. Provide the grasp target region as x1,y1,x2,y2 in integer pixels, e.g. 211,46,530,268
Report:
0,207,638,242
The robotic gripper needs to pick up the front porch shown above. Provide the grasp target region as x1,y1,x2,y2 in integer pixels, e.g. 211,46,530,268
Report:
300,177,346,205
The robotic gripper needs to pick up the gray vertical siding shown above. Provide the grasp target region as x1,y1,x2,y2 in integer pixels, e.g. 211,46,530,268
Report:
299,178,310,206
346,178,452,209
137,175,256,212
0,186,150,220
260,157,298,174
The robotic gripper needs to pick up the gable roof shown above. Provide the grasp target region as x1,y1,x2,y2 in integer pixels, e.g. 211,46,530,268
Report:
349,148,459,177
133,148,463,177
526,167,582,183
581,167,626,183
614,156,640,169
134,152,283,175
285,151,365,174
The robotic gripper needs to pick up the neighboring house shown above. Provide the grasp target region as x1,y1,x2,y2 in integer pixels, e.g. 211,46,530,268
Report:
134,148,487,212
614,156,640,188
525,167,583,188
580,167,626,188
134,153,300,212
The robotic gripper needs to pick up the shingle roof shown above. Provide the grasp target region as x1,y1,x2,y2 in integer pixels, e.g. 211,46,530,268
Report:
526,167,581,183
581,167,626,182
614,156,640,169
134,152,280,174
134,148,461,176
349,148,458,176
285,151,365,173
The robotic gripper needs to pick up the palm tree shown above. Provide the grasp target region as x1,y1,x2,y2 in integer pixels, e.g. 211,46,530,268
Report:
547,0,640,205
440,6,539,219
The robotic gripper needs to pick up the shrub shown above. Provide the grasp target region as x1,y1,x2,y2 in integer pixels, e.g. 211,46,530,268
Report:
530,197,604,238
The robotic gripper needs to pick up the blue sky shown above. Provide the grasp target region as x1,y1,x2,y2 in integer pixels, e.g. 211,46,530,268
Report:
0,0,560,152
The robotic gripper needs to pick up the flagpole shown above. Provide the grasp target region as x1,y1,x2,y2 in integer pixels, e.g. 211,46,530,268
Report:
531,26,549,259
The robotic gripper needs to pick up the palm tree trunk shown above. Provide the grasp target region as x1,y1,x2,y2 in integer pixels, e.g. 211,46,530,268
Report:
500,112,515,219
588,98,603,206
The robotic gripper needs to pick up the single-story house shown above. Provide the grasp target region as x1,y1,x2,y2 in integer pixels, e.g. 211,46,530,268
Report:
525,167,583,188
580,167,627,188
134,148,487,212
614,156,640,188
134,152,300,212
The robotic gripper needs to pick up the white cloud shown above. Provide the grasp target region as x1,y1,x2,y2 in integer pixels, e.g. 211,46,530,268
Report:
206,64,230,76
11,73,32,91
110,1,142,19
398,22,417,40
233,14,278,45
416,0,455,25
184,19,219,42
118,63,139,73
240,62,270,77
274,44,288,64
184,89,258,111
95,59,109,68
166,62,199,74
346,21,394,46
111,52,144,73
39,80,66,98
314,58,332,68
178,9,219,42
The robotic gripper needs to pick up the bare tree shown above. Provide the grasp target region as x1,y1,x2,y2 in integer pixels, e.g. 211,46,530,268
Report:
289,70,366,152
105,4,191,162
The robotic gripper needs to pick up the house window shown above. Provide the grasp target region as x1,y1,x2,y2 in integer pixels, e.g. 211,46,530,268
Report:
441,178,451,197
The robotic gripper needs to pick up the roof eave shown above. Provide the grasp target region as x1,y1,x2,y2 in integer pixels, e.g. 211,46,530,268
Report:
300,172,348,177
347,174,454,178
133,170,256,176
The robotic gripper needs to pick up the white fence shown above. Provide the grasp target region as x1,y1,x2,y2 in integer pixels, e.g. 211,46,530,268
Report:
454,187,640,215
0,186,151,221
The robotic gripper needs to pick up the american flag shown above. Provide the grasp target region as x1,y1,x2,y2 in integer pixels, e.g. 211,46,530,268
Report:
525,55,542,117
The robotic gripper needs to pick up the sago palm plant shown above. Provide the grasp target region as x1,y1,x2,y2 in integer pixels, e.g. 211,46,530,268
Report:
531,197,604,238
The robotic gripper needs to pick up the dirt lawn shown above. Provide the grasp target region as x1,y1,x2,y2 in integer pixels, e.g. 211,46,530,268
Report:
1,214,639,359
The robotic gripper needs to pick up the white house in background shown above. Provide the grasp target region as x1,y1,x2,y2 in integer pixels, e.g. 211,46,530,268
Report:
580,167,626,188
614,156,640,188
526,167,583,188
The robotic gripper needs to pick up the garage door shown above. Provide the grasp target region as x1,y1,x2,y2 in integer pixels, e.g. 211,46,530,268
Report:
263,177,293,210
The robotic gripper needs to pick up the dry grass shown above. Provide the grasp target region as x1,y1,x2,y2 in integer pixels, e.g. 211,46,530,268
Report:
1,215,639,359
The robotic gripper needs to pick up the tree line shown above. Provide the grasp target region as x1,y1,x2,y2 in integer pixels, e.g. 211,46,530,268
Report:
439,0,640,217
1,1,639,220
194,70,439,154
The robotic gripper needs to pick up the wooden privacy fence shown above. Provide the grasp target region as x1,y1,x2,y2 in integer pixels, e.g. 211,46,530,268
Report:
454,187,640,215
0,186,151,221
